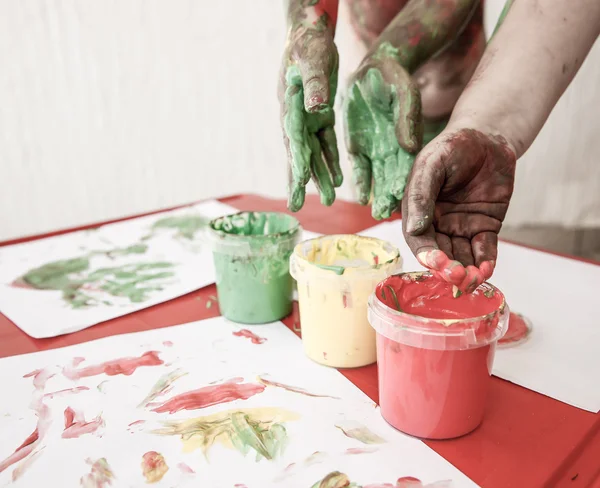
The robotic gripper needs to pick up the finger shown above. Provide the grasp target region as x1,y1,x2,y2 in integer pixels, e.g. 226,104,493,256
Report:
403,149,444,236
390,148,415,200
283,82,312,189
436,233,453,260
412,247,467,286
459,265,484,294
372,158,396,220
451,237,475,267
392,78,423,154
309,133,335,206
350,152,372,205
298,44,336,112
318,127,343,187
472,232,498,281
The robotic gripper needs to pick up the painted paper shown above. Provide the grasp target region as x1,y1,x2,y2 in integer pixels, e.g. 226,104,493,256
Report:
0,200,237,338
0,317,477,487
360,221,600,413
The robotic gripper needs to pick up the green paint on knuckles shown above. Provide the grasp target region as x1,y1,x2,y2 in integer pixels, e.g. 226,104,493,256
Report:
207,211,302,324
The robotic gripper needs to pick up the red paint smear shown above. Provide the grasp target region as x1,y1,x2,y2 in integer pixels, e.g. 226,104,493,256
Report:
62,407,103,439
128,420,145,427
63,351,163,380
376,274,503,320
44,386,90,399
0,398,50,474
163,341,174,347
234,485,248,488
23,369,55,390
500,312,531,346
151,378,266,414
345,447,377,455
232,329,267,345
177,462,195,474
342,294,348,308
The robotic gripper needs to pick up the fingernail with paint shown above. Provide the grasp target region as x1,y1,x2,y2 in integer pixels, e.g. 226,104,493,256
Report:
417,251,432,268
406,218,425,235
480,260,495,281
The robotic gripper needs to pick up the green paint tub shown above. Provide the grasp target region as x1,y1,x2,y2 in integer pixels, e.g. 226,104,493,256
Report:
207,211,301,324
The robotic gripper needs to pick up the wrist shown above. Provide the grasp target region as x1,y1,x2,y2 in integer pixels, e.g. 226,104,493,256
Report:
446,109,529,159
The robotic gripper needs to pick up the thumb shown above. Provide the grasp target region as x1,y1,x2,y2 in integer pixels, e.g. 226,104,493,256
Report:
298,43,336,112
403,149,443,236
392,79,423,154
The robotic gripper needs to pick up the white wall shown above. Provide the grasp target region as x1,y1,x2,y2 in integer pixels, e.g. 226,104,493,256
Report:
1,0,598,241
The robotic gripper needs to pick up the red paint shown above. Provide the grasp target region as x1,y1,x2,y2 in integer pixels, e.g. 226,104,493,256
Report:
345,447,378,455
163,341,174,347
342,294,348,308
500,312,531,346
376,274,502,320
128,420,145,427
372,273,507,439
0,397,51,474
417,249,494,292
232,329,267,345
63,351,163,380
43,386,90,399
151,378,266,414
177,462,195,474
62,407,103,439
23,368,55,389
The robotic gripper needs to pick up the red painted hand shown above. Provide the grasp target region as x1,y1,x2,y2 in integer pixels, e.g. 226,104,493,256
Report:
402,127,516,292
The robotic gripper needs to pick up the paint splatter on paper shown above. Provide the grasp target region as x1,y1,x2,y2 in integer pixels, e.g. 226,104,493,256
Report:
44,386,90,399
23,368,55,389
10,448,44,482
233,329,267,344
335,422,386,445
151,378,265,414
62,407,104,439
258,375,339,399
345,447,379,455
63,351,163,380
12,245,176,308
141,451,169,483
80,457,114,488
154,407,298,461
177,462,195,474
138,368,187,407
311,472,451,488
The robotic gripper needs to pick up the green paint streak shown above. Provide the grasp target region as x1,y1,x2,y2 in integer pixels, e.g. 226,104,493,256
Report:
385,285,402,311
151,215,209,240
230,412,288,461
18,244,175,308
314,263,345,275
138,368,187,408
490,0,514,40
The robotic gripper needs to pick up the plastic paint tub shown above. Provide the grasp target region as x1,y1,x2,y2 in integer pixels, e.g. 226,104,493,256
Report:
207,211,301,324
368,272,509,439
290,235,402,368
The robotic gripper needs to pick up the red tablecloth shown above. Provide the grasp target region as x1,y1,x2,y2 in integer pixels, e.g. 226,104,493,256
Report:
1,194,599,488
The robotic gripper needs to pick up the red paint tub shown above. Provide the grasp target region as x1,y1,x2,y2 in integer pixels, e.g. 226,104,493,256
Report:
368,272,509,439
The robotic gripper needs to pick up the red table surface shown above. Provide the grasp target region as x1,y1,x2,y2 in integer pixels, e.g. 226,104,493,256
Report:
1,194,599,488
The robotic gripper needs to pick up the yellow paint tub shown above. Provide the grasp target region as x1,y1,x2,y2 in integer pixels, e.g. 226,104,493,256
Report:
290,235,401,368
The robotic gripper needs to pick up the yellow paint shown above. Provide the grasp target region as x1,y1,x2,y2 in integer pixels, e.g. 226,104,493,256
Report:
153,407,299,455
291,235,401,368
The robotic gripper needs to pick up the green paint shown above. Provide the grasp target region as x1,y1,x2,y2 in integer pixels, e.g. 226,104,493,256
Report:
284,64,340,212
314,264,345,275
311,471,360,488
18,244,175,308
490,0,514,40
151,215,209,240
230,412,288,461
385,285,402,311
344,65,416,219
209,212,300,324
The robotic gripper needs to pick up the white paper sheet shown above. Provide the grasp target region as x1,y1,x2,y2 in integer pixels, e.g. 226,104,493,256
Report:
0,317,477,488
358,221,600,412
0,200,238,339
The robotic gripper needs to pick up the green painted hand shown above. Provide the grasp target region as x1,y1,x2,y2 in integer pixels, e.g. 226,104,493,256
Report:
343,48,423,220
279,25,342,212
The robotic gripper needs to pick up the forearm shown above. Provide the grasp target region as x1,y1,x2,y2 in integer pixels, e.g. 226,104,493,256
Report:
285,0,339,35
450,0,600,158
367,0,480,73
